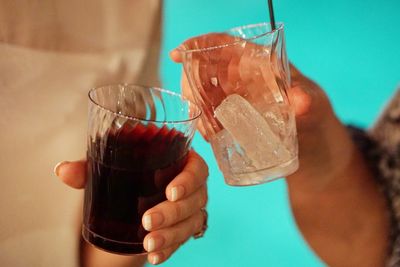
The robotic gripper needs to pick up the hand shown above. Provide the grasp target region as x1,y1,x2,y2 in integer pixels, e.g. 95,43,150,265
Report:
171,33,289,138
171,34,388,266
55,150,208,265
170,36,339,187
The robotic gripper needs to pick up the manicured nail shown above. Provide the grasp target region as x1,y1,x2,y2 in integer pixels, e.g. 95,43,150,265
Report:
150,254,160,265
53,161,68,177
143,215,152,231
170,185,184,202
147,237,155,252
143,213,164,231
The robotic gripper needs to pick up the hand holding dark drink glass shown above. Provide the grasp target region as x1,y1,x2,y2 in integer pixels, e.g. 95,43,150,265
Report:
55,85,208,265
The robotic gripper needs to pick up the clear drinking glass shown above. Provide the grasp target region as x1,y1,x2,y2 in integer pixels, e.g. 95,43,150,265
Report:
179,22,298,186
82,84,200,254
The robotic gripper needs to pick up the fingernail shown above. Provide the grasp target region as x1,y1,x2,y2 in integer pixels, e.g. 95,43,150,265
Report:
53,161,68,177
170,185,184,202
150,254,160,265
143,215,152,231
147,237,155,252
143,213,164,231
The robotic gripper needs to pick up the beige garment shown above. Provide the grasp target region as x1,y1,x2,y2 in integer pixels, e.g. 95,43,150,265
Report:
0,1,162,266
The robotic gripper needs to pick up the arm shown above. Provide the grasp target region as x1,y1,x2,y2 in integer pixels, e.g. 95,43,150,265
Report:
171,40,391,266
80,242,146,267
286,80,389,266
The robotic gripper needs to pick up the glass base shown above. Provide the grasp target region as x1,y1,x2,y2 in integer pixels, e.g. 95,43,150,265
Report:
223,157,299,186
82,225,146,255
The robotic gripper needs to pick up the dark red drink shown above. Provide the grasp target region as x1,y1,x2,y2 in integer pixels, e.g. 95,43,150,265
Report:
83,122,189,254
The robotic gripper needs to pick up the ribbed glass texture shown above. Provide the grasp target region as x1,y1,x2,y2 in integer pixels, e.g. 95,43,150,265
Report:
180,23,298,186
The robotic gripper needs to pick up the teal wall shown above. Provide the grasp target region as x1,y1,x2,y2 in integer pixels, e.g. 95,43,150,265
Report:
159,1,400,266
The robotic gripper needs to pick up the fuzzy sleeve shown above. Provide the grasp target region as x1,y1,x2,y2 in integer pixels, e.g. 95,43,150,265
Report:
348,89,400,266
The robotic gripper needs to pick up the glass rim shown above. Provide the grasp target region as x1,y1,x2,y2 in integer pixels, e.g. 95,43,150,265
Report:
88,84,202,125
178,22,284,54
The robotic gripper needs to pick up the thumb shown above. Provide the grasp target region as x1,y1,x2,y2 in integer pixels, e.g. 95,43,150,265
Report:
54,160,87,189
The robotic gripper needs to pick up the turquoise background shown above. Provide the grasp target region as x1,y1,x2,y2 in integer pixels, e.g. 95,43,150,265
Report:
158,0,400,266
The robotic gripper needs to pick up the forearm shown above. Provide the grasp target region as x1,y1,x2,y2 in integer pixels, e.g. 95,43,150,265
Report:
287,115,390,266
80,238,147,267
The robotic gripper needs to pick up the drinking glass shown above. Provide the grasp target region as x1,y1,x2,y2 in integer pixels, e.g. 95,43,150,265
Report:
82,84,200,254
179,22,298,186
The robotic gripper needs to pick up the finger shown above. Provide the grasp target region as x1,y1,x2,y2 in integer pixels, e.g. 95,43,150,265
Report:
54,160,86,189
144,209,204,254
142,185,207,231
181,67,210,141
166,150,208,202
181,72,193,102
171,33,238,64
289,62,303,80
169,49,182,63
287,86,312,117
147,243,180,265
196,120,209,142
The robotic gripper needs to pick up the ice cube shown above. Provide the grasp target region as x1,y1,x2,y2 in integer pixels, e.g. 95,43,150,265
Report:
214,94,291,169
211,129,255,174
260,103,295,141
210,129,233,177
261,104,297,150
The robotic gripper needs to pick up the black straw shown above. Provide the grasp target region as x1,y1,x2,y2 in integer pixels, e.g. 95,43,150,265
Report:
268,0,276,30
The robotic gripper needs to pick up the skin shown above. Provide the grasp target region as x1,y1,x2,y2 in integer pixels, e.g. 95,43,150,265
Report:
55,150,208,266
170,35,389,266
56,34,389,266
285,68,389,267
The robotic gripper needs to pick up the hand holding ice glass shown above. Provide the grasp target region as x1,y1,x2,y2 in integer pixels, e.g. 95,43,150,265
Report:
176,23,298,186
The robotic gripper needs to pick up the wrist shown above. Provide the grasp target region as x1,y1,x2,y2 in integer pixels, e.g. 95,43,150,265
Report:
81,238,147,267
288,113,355,193
286,116,390,266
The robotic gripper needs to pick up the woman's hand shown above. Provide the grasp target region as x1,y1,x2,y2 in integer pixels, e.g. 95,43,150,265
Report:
55,150,208,265
170,38,340,189
171,34,389,266
170,33,370,193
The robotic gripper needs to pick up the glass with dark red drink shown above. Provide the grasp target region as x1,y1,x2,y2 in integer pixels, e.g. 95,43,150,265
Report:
82,84,201,254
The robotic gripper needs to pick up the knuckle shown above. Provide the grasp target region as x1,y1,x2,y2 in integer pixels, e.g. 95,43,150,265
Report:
204,165,209,179
198,155,207,169
193,212,203,233
172,202,183,222
199,187,208,207
183,168,198,183
172,205,181,222
197,157,209,179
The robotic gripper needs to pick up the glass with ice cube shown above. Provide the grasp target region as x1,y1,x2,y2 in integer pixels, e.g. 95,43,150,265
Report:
179,22,298,186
